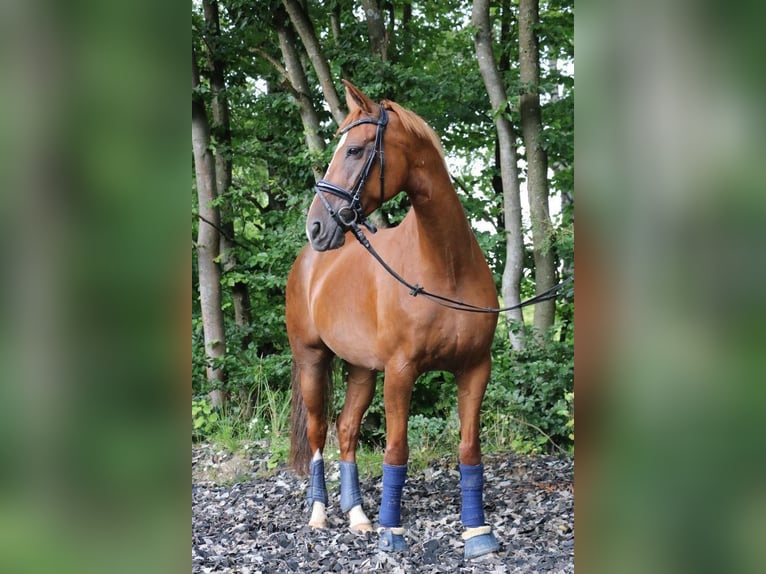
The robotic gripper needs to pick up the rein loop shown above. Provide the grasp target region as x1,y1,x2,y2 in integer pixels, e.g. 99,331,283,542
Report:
349,223,572,314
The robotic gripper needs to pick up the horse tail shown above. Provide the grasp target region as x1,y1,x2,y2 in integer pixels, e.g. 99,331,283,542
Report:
289,360,310,475
289,359,334,475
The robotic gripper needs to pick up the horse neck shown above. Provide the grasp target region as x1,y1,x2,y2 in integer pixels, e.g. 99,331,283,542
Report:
404,160,477,279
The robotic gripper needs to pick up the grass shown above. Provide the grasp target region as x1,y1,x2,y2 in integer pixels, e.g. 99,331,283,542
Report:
194,393,570,485
194,397,463,480
193,394,566,482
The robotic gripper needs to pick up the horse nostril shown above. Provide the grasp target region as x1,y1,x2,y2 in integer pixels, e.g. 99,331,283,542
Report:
310,220,322,240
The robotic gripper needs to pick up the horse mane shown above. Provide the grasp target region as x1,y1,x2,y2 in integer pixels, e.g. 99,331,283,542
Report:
382,100,446,159
338,100,446,161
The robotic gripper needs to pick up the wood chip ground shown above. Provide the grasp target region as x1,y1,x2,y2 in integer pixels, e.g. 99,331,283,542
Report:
193,444,573,573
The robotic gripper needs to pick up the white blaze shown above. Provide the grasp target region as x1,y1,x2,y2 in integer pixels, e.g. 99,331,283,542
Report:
326,132,348,177
306,133,348,242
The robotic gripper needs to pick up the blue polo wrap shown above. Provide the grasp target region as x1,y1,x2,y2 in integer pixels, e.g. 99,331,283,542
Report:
307,457,328,506
339,461,363,512
459,463,486,527
379,463,407,527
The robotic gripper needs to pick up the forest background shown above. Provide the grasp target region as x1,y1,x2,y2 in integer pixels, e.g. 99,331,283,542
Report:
192,0,574,464
2,1,764,573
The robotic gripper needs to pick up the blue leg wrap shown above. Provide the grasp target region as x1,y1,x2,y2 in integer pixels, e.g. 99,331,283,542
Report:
379,463,407,527
307,458,328,507
460,463,499,558
464,530,500,559
339,461,363,513
459,463,485,527
378,528,408,552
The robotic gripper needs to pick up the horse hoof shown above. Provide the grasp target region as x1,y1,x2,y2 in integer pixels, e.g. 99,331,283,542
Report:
378,528,407,552
308,501,327,529
349,521,373,533
464,531,500,560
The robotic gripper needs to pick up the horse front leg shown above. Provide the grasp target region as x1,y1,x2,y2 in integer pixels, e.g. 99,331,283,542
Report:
456,359,500,559
299,358,332,529
377,364,415,552
336,364,377,532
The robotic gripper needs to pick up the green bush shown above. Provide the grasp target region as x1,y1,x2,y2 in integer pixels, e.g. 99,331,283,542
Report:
191,397,219,441
408,414,448,450
332,367,457,449
485,331,574,454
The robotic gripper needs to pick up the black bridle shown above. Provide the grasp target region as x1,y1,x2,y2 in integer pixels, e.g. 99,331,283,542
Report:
313,102,573,314
314,104,388,234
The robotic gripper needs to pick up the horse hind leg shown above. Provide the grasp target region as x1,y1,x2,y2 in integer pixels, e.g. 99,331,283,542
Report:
336,364,377,532
289,353,333,528
456,359,501,559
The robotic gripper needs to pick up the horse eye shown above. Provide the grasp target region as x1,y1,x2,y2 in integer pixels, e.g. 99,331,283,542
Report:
346,146,363,157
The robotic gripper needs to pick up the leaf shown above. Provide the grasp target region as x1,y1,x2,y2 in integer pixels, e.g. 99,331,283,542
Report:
255,191,269,208
243,221,259,241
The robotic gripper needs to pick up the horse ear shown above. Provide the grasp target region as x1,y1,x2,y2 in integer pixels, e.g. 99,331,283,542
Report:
342,79,376,114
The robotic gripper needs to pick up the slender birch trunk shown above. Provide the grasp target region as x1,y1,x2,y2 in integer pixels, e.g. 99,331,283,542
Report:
193,46,227,406
519,0,557,338
202,0,253,349
276,7,325,182
472,0,526,349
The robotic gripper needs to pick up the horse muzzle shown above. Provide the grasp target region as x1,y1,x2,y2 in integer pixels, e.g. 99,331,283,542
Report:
307,215,347,251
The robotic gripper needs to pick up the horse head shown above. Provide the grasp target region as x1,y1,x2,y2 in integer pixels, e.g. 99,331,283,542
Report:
306,80,409,251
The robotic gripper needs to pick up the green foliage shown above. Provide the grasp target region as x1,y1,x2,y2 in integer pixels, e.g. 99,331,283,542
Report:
245,355,292,438
485,330,574,454
191,352,293,463
331,368,458,449
263,436,290,473
408,414,448,448
192,398,220,441
407,413,457,468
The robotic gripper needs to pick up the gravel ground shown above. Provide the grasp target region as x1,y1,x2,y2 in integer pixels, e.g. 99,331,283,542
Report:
192,444,573,573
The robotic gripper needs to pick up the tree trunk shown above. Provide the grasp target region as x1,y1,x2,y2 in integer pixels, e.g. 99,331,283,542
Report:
330,3,341,42
401,2,413,58
519,0,557,338
202,0,253,349
193,46,227,406
361,0,388,60
499,0,512,74
386,1,396,60
472,0,525,350
282,0,346,125
276,6,325,182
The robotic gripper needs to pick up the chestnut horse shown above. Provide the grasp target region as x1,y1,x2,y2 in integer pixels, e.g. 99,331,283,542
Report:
286,81,500,559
